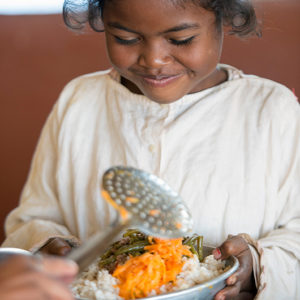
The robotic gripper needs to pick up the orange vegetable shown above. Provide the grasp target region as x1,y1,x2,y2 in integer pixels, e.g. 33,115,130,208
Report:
112,237,192,299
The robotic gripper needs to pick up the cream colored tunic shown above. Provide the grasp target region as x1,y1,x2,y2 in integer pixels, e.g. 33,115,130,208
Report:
3,65,300,299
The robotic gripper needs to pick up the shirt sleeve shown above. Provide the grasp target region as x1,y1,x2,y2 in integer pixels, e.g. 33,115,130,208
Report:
250,95,300,299
2,82,81,252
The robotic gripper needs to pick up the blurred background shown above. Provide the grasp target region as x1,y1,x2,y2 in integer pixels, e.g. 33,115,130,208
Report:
0,0,299,244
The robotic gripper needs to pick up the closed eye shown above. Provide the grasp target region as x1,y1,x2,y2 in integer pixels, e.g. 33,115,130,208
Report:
114,36,139,45
169,36,195,46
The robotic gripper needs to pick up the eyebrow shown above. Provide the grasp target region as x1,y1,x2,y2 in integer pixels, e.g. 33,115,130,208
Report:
163,23,200,33
107,22,139,34
107,22,200,34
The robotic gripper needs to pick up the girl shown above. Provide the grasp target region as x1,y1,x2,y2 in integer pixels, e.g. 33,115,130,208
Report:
3,0,300,299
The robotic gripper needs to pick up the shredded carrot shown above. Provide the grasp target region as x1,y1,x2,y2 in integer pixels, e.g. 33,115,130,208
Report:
112,237,192,299
148,236,154,244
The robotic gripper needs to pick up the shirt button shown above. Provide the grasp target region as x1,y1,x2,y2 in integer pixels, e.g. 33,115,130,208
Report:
148,144,155,152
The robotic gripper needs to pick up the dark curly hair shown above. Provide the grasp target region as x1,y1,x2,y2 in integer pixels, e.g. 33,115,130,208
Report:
63,0,261,37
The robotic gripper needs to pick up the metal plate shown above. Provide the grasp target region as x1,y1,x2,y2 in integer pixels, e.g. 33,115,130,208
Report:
0,247,31,262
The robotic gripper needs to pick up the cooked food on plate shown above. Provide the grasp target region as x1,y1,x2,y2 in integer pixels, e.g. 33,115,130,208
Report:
71,229,229,300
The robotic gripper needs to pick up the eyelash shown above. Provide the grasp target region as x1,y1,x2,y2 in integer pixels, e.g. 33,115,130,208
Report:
114,36,139,45
113,36,195,46
169,36,195,46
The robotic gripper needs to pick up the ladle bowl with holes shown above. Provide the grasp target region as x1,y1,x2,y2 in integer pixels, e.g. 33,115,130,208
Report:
68,166,194,272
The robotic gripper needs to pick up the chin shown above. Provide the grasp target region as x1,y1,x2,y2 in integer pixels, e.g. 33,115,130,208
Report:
145,94,182,104
141,88,185,104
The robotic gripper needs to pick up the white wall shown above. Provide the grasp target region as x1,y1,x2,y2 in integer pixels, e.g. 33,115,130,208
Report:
0,0,65,15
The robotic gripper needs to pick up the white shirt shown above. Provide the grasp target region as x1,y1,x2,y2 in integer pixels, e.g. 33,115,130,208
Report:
3,65,300,299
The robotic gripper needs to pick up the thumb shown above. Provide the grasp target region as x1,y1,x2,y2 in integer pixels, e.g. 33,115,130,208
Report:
40,256,78,279
213,235,248,260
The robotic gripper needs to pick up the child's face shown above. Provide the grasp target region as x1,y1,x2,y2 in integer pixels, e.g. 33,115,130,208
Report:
103,0,225,103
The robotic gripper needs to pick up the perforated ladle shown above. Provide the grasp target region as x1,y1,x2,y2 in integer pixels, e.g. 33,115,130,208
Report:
68,166,194,271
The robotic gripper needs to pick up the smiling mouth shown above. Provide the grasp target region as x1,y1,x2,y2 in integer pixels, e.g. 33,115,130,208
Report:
140,74,182,88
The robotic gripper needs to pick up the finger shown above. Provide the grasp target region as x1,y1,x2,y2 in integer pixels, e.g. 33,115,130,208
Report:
1,255,78,285
226,266,245,286
48,238,72,256
214,281,242,300
214,236,248,260
229,260,250,283
0,256,36,280
226,273,238,286
1,270,75,300
40,256,78,282
0,284,49,300
40,238,72,256
229,245,253,282
212,247,222,260
0,281,71,300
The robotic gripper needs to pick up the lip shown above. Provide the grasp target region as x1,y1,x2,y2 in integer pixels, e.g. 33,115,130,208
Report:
140,74,183,88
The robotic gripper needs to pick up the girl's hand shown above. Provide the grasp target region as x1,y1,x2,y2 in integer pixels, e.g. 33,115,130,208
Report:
213,235,257,300
38,237,73,256
0,255,78,299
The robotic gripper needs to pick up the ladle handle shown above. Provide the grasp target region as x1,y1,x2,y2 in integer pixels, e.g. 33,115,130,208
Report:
68,222,128,272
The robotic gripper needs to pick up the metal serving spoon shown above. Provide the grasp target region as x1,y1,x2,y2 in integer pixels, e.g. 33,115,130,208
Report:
68,166,194,272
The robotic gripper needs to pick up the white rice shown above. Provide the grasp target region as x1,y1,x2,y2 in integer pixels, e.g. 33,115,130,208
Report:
71,255,226,300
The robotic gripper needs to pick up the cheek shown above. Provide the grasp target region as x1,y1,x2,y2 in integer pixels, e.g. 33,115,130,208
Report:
177,38,222,72
105,39,137,70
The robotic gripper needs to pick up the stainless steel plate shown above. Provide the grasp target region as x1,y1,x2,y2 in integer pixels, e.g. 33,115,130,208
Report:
0,247,31,262
76,246,239,300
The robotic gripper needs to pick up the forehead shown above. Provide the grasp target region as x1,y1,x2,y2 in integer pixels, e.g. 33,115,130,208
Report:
106,0,198,7
103,0,215,32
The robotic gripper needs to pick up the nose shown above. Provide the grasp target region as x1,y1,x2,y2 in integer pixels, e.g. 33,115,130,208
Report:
138,40,173,69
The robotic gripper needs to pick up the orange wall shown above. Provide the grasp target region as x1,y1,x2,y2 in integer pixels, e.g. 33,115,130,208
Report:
0,1,299,244
0,14,111,244
222,0,300,93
